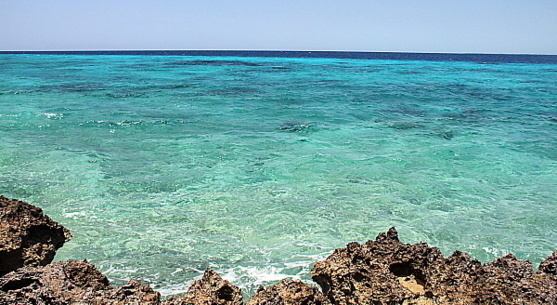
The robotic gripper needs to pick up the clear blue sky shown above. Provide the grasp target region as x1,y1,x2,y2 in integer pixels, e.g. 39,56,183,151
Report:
1,0,556,54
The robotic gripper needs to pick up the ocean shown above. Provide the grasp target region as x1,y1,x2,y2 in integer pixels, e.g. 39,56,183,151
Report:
1,51,556,295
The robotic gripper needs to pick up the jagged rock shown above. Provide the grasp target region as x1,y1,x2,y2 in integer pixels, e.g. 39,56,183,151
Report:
311,227,557,305
312,227,440,304
3,196,557,305
247,279,329,305
163,269,242,305
89,279,161,305
539,250,557,276
0,259,160,305
0,195,71,275
473,254,555,304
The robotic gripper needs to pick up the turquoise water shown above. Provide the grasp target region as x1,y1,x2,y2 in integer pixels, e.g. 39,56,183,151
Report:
1,54,556,295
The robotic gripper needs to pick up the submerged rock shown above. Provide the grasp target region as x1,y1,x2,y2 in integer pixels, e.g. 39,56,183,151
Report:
279,121,312,133
247,279,329,305
0,195,71,275
0,259,160,305
311,227,557,305
163,269,242,305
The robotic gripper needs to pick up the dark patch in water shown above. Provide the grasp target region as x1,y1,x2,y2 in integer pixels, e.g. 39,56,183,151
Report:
38,83,105,93
398,70,424,75
104,92,147,99
167,60,263,67
346,175,373,185
387,107,426,117
159,84,191,89
207,87,260,96
520,80,548,84
279,121,313,133
313,79,346,85
241,66,293,73
60,68,85,71
388,122,424,130
441,109,488,124
446,83,511,101
436,130,454,140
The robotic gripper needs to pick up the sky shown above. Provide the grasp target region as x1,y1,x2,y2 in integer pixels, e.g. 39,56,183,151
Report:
1,0,557,54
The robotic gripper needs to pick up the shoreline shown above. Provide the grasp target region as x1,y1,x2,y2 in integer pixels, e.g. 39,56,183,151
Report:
1,195,556,304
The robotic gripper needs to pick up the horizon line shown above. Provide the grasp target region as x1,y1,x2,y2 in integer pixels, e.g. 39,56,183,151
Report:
1,49,556,56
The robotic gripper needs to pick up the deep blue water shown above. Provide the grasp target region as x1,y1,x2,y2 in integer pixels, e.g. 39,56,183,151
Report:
2,50,557,64
0,51,556,295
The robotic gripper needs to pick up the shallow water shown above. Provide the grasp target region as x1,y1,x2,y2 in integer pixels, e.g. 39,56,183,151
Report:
1,53,556,295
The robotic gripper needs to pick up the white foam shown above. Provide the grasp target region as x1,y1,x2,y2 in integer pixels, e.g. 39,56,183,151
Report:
170,268,184,276
235,266,301,287
116,121,142,126
38,113,63,119
482,247,510,257
155,283,191,297
62,211,88,219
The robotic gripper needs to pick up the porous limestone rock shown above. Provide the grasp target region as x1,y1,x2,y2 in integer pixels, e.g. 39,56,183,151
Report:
311,227,557,305
0,195,71,275
163,269,242,305
4,195,557,305
539,250,557,276
0,259,160,305
247,279,329,305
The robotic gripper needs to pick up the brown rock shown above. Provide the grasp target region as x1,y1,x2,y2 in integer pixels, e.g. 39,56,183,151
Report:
163,269,242,305
539,250,557,276
3,197,556,305
0,195,71,275
247,279,329,305
311,227,557,305
312,227,441,304
472,254,557,304
0,259,160,305
90,279,161,305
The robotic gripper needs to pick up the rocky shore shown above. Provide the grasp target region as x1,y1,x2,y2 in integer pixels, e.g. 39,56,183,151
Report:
1,195,556,304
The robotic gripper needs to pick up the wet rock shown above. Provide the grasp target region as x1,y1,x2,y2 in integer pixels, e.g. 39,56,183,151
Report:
247,279,329,305
0,195,71,275
311,227,557,305
163,269,242,305
0,259,159,304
